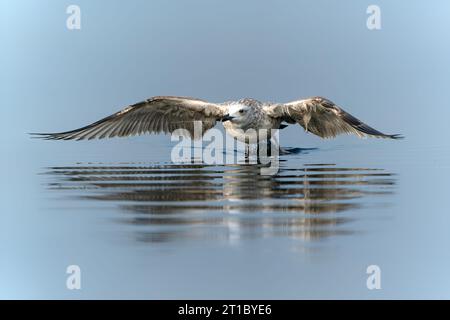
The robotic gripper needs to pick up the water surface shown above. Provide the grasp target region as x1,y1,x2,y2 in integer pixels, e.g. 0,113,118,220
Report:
2,0,450,299
43,162,396,243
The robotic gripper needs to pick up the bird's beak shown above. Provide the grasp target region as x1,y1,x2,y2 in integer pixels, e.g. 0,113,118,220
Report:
221,114,235,122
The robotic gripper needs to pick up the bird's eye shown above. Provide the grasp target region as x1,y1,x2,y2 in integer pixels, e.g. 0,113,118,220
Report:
239,109,244,113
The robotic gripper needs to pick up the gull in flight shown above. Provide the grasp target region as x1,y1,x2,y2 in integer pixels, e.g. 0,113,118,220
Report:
32,96,402,152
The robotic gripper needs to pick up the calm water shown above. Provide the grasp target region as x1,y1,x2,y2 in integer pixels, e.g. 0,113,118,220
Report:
44,162,395,243
2,0,450,299
3,139,450,299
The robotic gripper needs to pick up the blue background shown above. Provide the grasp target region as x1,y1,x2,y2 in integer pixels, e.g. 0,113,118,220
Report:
1,0,450,298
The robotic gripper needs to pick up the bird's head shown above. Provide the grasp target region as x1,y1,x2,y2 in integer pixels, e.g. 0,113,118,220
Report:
222,100,256,126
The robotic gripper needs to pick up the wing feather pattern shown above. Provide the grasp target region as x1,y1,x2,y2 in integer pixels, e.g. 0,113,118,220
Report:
266,97,402,139
31,96,227,140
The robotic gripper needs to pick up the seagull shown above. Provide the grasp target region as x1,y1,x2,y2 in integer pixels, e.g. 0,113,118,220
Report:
31,96,402,152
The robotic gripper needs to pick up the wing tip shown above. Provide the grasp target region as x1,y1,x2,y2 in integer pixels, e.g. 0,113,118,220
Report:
388,134,404,140
28,133,53,140
28,132,74,141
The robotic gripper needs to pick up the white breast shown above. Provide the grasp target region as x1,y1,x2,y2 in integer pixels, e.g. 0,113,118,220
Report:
223,119,279,143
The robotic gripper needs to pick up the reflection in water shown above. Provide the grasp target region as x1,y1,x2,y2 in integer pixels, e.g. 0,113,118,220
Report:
43,163,396,243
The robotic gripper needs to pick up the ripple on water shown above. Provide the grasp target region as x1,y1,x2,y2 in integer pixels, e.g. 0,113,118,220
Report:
42,163,396,243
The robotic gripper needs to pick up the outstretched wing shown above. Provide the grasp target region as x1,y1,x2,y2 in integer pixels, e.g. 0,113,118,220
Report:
265,97,402,139
31,96,228,140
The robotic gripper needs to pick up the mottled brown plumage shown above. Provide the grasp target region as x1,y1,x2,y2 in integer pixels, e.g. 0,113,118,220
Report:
31,95,402,142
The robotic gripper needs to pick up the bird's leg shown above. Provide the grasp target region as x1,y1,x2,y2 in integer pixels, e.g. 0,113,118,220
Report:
244,137,250,163
267,137,272,157
256,142,260,164
270,130,281,156
256,133,271,164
